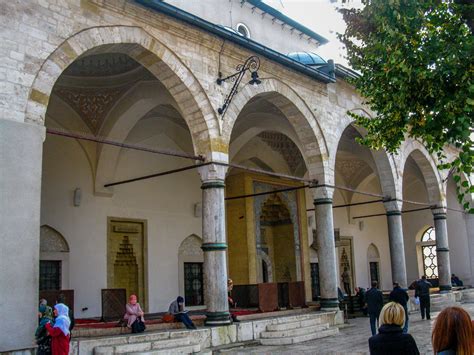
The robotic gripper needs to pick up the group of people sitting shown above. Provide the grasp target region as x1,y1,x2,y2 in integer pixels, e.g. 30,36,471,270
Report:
35,297,74,355
451,273,464,287
124,294,197,333
125,279,240,333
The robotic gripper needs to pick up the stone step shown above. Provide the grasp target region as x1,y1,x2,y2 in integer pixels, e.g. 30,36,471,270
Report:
266,317,323,332
130,344,201,355
260,327,339,346
94,337,192,354
261,323,329,339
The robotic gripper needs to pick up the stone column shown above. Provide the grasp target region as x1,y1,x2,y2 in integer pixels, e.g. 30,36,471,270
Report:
432,206,452,292
466,212,474,286
313,186,339,310
198,163,231,325
384,200,408,288
0,119,45,352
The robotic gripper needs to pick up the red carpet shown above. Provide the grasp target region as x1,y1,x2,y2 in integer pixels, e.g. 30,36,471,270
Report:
75,315,206,329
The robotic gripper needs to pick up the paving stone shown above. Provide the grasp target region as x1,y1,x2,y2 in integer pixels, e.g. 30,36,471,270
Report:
220,303,474,354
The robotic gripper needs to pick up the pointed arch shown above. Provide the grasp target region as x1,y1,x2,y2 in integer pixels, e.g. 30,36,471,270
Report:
26,25,219,156
222,78,329,184
400,140,444,205
334,119,400,200
40,225,69,253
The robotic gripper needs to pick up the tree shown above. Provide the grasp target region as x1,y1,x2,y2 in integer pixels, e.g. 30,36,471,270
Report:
339,0,474,212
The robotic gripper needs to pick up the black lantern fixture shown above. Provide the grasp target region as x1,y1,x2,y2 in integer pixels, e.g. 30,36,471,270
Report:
216,55,261,116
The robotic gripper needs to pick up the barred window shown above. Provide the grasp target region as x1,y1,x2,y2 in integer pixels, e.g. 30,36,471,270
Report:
421,227,438,279
39,260,61,291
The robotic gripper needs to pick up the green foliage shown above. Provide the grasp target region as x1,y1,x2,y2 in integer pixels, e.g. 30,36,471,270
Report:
339,0,473,211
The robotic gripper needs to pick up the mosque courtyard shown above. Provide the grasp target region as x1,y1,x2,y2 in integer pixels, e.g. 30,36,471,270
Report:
221,303,474,354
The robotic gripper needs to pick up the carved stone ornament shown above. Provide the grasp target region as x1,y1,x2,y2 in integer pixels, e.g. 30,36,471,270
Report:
336,158,367,181
40,225,69,253
258,131,304,173
179,234,204,257
54,86,128,135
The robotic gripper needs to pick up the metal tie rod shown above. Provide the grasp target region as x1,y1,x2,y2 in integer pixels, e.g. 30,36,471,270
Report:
46,128,205,161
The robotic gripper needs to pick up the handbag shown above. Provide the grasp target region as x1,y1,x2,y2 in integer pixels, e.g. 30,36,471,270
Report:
162,314,175,323
131,317,146,333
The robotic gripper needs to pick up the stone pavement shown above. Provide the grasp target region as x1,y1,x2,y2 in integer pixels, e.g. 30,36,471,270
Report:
220,303,474,354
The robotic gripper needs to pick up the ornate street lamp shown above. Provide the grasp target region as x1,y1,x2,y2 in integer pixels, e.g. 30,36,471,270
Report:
216,55,261,116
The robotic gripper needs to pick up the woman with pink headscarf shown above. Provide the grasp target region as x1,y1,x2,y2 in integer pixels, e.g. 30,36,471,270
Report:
124,294,145,330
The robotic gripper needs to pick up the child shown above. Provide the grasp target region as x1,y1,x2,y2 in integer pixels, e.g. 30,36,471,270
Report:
45,303,70,355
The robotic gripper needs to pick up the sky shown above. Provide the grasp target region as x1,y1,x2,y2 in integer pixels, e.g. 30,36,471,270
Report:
262,0,363,67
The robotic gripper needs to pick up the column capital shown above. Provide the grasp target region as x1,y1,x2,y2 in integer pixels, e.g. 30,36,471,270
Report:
431,206,447,218
198,163,227,183
311,185,334,200
383,199,402,214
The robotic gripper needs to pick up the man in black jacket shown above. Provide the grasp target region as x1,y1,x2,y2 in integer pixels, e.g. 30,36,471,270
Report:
415,276,432,320
389,282,409,333
364,281,384,335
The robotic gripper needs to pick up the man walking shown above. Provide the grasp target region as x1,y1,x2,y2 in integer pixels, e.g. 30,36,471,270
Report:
389,282,409,333
415,276,432,320
364,281,384,336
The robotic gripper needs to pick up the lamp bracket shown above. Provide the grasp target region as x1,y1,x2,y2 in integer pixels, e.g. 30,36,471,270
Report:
216,56,261,116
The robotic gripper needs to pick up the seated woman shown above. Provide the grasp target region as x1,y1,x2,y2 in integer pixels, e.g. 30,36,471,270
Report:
432,306,473,354
124,294,145,332
228,279,240,323
368,302,420,355
168,296,196,330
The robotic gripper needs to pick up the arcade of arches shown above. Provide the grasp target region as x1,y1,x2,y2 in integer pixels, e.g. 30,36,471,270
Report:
1,9,473,352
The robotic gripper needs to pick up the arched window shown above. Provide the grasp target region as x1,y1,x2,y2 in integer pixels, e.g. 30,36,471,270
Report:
420,227,438,279
236,23,251,38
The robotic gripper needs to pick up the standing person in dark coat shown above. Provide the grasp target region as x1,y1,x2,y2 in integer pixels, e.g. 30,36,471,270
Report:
389,282,410,333
364,281,384,336
355,287,367,316
415,276,432,320
369,302,420,355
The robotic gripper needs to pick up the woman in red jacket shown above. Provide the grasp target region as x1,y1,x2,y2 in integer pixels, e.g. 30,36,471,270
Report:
45,303,70,355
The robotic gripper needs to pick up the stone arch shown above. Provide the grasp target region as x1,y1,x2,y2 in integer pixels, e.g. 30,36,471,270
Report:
400,140,444,205
40,225,69,252
367,243,381,286
178,234,204,258
26,25,218,157
367,243,380,259
334,119,400,200
39,225,70,290
178,234,205,306
222,78,330,184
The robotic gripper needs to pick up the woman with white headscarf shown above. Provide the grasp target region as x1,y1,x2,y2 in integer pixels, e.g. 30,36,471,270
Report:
45,303,70,355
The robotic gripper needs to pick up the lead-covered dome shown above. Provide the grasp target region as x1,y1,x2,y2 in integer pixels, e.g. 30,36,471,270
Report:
287,52,327,67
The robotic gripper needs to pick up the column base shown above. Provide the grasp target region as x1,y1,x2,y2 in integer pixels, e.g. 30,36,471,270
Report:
320,297,339,310
439,285,452,293
205,311,231,326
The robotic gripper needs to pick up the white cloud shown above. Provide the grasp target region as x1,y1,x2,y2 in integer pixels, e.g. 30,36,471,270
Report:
262,0,363,67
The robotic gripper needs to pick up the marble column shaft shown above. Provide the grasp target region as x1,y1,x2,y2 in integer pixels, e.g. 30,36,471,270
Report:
432,207,452,292
199,163,231,325
384,201,408,288
313,187,339,310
